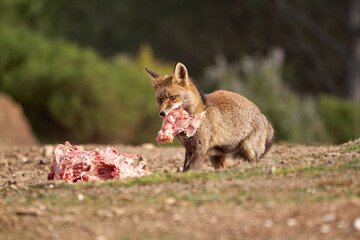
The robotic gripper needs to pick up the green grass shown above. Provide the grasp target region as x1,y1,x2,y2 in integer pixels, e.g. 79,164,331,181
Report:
274,159,360,177
30,168,264,190
28,159,360,191
2,159,358,210
342,143,360,153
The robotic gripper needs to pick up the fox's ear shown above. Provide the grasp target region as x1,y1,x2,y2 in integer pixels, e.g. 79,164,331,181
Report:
145,67,160,87
174,62,189,86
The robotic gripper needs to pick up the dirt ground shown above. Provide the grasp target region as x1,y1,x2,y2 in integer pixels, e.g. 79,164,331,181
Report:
1,139,360,240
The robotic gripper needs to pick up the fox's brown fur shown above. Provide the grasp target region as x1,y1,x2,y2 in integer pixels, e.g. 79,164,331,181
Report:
146,62,274,171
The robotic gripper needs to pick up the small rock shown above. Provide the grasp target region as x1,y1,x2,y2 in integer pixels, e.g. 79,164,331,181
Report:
172,214,181,221
264,219,274,228
113,208,126,216
43,145,54,157
47,224,54,231
97,210,113,218
265,166,276,174
354,217,360,230
77,193,84,201
337,220,348,229
131,215,140,223
141,143,154,149
322,212,336,222
198,206,205,214
210,216,218,224
38,204,46,210
39,159,46,165
320,224,331,233
15,208,42,216
22,157,28,163
165,197,176,205
286,218,297,227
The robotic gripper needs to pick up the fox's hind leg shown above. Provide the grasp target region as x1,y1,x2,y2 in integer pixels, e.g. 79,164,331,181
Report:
209,154,226,169
233,132,260,162
240,140,258,162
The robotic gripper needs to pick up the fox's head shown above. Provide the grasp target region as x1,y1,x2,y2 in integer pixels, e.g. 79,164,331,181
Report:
145,63,202,117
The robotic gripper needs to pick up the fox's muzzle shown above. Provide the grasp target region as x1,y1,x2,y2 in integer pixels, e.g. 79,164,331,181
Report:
159,111,166,117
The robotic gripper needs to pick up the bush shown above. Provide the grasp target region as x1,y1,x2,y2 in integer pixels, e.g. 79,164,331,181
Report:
0,25,171,143
202,48,330,143
317,95,360,143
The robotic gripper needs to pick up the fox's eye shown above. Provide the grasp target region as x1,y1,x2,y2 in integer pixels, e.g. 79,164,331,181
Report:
158,99,162,104
170,96,176,101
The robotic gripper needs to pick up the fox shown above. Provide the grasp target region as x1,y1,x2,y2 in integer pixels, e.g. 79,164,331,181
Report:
145,62,274,171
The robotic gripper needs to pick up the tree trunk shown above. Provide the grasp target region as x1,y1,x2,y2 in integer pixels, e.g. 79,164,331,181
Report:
346,0,360,101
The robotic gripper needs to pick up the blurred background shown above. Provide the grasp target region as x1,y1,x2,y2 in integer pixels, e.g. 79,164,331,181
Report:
0,0,359,145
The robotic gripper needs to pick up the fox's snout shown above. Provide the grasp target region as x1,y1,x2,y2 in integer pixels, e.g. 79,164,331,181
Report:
159,111,166,117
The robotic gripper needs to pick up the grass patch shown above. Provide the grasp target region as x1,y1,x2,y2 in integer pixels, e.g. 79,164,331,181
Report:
274,159,360,177
30,168,265,190
28,160,360,190
342,143,360,153
185,192,220,205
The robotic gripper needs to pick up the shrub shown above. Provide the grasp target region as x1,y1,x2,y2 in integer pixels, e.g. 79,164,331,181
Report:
317,95,360,143
202,48,329,143
0,25,170,143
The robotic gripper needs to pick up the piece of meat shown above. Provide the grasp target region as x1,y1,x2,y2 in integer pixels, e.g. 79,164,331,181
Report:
156,108,206,144
47,141,151,183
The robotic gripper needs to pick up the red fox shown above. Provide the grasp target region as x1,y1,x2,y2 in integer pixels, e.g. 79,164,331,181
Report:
146,62,274,171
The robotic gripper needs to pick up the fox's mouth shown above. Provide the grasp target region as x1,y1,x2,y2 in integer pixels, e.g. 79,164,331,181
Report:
160,107,186,118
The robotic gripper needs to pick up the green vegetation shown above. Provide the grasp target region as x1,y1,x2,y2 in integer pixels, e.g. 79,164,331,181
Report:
0,24,172,143
0,0,358,144
317,95,360,143
28,159,360,191
203,51,360,144
342,143,360,153
2,158,358,209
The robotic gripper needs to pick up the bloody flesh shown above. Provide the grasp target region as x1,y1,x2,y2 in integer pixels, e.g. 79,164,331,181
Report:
156,108,206,144
47,142,151,183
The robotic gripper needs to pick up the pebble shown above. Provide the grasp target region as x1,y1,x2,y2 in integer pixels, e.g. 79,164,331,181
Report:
198,206,205,214
337,220,347,229
286,218,297,227
113,208,126,216
47,224,54,231
264,219,274,228
354,217,360,230
165,197,176,205
210,216,218,224
77,193,84,201
172,214,181,221
15,208,42,216
38,203,46,210
322,212,336,222
43,145,54,157
265,166,276,175
39,159,46,165
141,143,154,149
320,224,331,234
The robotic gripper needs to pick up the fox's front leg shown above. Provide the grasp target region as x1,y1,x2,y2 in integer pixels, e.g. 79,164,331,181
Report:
183,151,207,171
183,149,191,170
183,140,208,171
